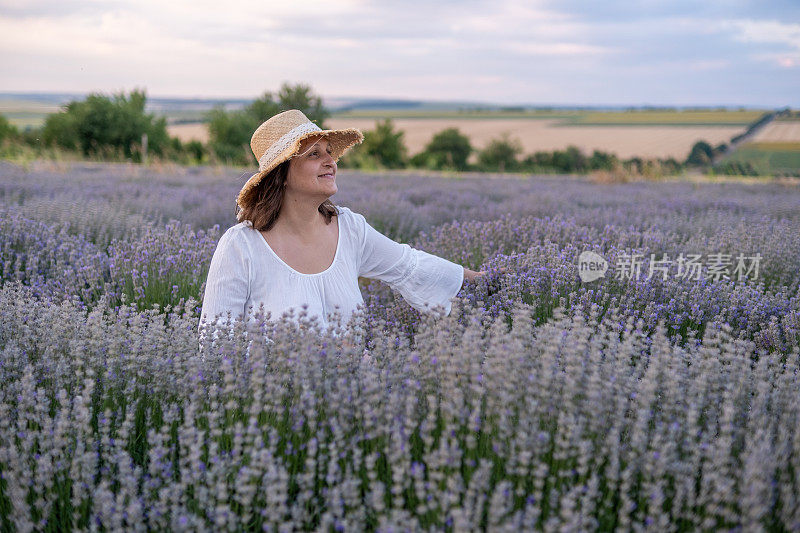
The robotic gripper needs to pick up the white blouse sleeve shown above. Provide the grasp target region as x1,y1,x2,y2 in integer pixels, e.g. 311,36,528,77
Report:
198,228,251,339
353,211,464,315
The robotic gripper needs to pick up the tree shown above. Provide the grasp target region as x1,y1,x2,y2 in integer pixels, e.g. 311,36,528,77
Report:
207,107,259,164
207,82,329,165
551,146,587,172
521,151,556,171
42,89,168,159
0,114,18,143
246,93,281,124
477,133,522,172
362,119,407,168
276,83,329,127
686,140,714,166
414,128,472,171
42,111,79,150
588,150,618,171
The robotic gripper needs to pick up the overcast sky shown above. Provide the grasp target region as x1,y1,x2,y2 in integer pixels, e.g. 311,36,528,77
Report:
1,0,798,106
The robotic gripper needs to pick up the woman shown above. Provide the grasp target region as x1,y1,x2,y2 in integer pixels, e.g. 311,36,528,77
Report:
199,109,485,338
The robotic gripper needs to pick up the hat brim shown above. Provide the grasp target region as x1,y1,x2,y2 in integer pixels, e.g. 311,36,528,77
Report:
236,128,364,208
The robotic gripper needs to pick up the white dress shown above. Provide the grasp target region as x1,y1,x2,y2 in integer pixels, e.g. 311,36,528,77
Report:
198,205,464,336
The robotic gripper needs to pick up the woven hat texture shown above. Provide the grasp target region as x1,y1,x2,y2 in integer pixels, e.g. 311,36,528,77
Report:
237,109,363,207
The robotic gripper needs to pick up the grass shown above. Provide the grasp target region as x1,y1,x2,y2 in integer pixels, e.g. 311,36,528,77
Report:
332,108,574,120
562,110,764,126
723,142,800,174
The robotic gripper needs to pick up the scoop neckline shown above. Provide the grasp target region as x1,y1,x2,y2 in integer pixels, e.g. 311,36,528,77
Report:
255,213,342,277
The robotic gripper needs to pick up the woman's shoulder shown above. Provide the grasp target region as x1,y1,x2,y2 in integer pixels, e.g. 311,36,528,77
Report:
216,221,260,250
335,205,369,235
335,205,365,226
223,220,258,236
335,205,371,256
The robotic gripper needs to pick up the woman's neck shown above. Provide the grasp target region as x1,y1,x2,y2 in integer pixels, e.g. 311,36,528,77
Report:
274,193,329,238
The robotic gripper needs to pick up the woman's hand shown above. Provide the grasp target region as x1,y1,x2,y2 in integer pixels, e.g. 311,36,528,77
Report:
463,266,508,282
462,266,508,296
463,267,486,282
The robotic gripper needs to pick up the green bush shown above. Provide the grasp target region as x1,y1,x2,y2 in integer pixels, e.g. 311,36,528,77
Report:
337,149,382,170
588,150,618,171
686,140,714,166
42,89,168,160
159,137,207,165
522,145,587,173
0,114,18,144
477,133,522,172
412,128,472,171
207,107,258,165
343,119,407,169
553,146,587,172
41,112,78,151
184,140,205,163
713,160,759,176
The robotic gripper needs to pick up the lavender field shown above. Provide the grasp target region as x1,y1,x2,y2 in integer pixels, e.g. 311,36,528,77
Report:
1,160,799,531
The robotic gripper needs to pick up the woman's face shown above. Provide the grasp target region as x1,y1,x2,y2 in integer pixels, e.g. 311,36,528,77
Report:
286,135,337,200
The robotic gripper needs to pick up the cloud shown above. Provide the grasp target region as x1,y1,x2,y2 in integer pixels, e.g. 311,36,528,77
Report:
502,41,612,56
721,19,800,68
0,0,798,105
0,0,125,18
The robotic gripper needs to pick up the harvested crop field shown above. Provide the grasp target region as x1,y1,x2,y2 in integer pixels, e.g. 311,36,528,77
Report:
752,120,800,143
168,119,745,159
167,122,210,144
327,118,744,159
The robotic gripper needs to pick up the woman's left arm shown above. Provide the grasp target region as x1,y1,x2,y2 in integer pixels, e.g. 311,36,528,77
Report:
353,211,465,315
462,267,486,283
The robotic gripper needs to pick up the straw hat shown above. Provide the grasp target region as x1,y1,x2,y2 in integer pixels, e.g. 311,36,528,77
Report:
237,109,364,207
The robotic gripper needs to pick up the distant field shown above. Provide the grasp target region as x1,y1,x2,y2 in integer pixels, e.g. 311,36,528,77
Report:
169,117,745,159
335,109,573,120
5,110,211,130
751,120,800,143
2,112,49,129
2,99,763,160
724,142,800,174
167,123,210,143
726,117,800,174
564,110,762,126
325,117,744,159
0,99,63,128
334,108,763,126
0,100,211,129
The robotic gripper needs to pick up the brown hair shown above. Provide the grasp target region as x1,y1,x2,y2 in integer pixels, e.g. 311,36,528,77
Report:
236,159,338,232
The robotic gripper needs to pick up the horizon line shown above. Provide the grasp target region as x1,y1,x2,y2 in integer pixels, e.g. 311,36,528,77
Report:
0,90,791,111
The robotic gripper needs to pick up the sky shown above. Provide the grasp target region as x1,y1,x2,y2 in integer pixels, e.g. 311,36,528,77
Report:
1,0,799,107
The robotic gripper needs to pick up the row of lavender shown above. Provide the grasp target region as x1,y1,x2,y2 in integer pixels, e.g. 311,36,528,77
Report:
1,161,799,530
